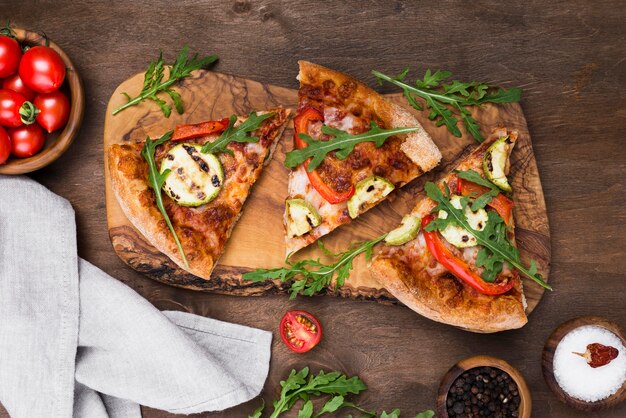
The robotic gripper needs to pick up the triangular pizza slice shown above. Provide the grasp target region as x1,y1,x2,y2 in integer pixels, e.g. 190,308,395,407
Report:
285,61,441,255
108,108,290,279
370,127,528,333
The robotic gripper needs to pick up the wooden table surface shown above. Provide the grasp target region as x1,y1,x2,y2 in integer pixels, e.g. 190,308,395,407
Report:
2,1,625,417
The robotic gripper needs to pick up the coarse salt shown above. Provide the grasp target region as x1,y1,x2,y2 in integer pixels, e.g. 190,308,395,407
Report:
553,325,626,402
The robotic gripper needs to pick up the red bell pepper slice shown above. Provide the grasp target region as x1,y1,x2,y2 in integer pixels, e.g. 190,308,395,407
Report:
456,177,514,226
293,106,355,204
421,214,515,295
172,117,230,141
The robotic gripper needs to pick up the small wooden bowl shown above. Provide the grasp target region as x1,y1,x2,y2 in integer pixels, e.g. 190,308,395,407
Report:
542,316,626,411
0,28,84,174
436,355,532,418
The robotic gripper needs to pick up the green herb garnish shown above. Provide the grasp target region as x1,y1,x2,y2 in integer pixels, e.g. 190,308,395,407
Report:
243,235,386,299
201,111,274,155
372,68,522,143
249,367,434,418
140,131,188,267
284,122,420,171
423,182,550,289
113,46,218,117
456,169,501,210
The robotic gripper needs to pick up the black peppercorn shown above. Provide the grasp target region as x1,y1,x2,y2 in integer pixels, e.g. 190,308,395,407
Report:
446,366,521,417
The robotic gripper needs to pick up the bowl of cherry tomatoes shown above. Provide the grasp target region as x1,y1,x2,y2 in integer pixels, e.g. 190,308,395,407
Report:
0,26,84,174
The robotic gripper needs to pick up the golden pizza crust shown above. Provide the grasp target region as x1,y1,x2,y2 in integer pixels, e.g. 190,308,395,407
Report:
370,128,527,333
109,109,290,279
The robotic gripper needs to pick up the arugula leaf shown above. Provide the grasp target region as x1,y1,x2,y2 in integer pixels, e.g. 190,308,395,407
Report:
201,111,274,155
113,46,218,116
381,409,402,418
248,399,265,418
424,182,551,289
243,235,387,299
372,69,522,143
414,411,435,418
456,169,501,211
268,367,367,418
140,131,189,267
284,122,420,171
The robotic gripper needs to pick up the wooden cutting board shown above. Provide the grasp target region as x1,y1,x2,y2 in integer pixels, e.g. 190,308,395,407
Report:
104,70,550,312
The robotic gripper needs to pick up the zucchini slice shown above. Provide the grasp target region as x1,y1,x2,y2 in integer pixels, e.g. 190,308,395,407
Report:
160,143,224,207
438,195,488,248
483,136,512,192
347,176,395,219
385,215,420,246
285,198,322,238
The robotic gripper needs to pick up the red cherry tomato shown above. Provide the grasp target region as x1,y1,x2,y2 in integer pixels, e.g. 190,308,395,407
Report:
0,89,38,127
0,125,10,164
2,73,35,101
19,46,66,93
8,123,45,158
34,91,70,133
279,310,322,353
0,35,21,78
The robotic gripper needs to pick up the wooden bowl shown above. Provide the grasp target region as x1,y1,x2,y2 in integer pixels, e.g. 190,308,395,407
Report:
542,316,626,411
0,28,84,174
436,355,532,418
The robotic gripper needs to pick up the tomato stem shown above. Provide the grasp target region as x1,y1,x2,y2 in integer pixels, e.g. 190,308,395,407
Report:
19,101,40,125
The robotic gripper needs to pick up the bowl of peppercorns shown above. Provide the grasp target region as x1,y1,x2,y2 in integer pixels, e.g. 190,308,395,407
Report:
436,355,531,418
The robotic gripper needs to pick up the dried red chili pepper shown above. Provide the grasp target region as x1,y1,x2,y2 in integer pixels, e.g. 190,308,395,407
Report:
573,342,619,368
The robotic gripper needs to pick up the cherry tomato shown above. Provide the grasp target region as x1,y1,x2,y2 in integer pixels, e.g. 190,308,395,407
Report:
0,35,21,78
2,73,35,101
0,125,10,164
34,91,70,133
8,123,45,158
0,89,38,127
279,310,322,353
19,46,66,93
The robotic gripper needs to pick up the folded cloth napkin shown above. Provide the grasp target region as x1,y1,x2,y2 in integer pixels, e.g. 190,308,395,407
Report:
0,176,272,418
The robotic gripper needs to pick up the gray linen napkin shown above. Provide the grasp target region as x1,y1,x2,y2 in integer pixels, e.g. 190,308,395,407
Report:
0,176,271,418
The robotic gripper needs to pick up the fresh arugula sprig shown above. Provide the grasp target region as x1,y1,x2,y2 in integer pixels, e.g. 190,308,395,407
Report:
201,111,274,155
423,182,551,289
285,122,420,171
140,131,189,267
113,46,218,116
243,235,386,299
249,367,434,418
372,68,522,143
456,169,501,210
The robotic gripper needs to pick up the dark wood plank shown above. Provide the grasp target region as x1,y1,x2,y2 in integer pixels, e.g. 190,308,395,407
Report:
1,1,624,417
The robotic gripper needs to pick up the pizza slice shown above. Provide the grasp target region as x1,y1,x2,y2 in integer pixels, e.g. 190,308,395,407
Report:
284,61,441,255
370,127,532,333
108,108,290,279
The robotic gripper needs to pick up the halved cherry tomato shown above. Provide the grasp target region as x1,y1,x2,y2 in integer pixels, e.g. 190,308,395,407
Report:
0,35,21,78
172,117,229,141
279,310,322,353
456,177,514,226
293,107,355,204
34,90,70,133
8,123,45,158
0,126,10,164
422,214,515,295
0,89,38,127
2,73,36,101
19,46,66,93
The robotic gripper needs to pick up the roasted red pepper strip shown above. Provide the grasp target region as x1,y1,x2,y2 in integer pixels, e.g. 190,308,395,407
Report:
293,106,355,204
172,117,229,141
422,214,515,295
456,177,514,226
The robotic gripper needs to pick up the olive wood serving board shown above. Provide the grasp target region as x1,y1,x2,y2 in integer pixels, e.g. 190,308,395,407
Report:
104,70,550,312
